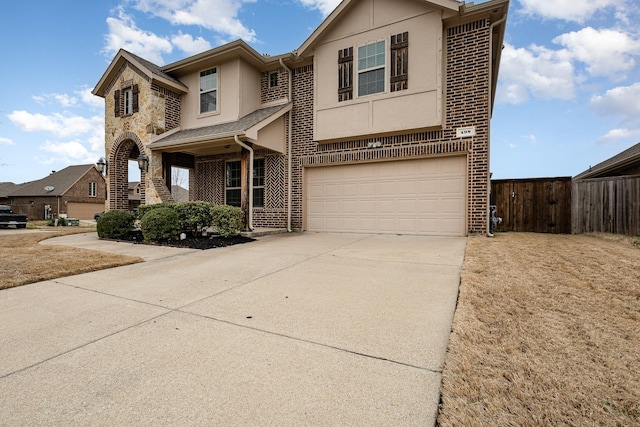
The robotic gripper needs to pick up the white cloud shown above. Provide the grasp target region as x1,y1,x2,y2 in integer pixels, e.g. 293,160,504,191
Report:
297,0,341,16
8,111,104,139
171,32,213,55
518,0,622,23
496,43,575,103
40,140,92,161
133,0,257,42
77,87,105,109
104,8,173,64
553,27,640,80
597,128,640,144
590,83,640,127
32,93,79,108
0,137,15,145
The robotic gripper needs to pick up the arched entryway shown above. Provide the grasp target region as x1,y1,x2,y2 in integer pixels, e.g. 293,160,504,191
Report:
109,132,147,211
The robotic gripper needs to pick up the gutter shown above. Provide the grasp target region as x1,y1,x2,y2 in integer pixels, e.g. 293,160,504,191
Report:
233,134,254,231
487,13,507,236
279,57,293,232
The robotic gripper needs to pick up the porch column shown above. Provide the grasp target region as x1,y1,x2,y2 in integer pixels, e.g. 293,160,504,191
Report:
240,148,250,229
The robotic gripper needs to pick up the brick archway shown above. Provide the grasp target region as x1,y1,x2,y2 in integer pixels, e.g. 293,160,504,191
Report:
109,132,147,211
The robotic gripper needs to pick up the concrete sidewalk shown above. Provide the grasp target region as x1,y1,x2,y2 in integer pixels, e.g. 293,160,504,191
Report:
0,232,466,425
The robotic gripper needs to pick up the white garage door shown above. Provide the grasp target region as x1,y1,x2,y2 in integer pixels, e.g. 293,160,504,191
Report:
305,156,467,236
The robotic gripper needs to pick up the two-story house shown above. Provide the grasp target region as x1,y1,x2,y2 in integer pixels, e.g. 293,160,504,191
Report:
93,0,509,236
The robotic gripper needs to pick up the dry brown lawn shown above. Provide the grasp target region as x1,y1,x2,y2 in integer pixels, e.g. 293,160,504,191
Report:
0,222,142,290
438,233,640,427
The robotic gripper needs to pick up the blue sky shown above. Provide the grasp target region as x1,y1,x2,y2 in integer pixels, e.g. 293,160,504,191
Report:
1,0,639,184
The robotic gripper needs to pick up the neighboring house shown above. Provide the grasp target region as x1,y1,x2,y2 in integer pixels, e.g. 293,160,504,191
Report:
171,185,189,203
7,165,107,220
128,181,143,212
0,182,25,205
572,142,640,235
93,0,509,236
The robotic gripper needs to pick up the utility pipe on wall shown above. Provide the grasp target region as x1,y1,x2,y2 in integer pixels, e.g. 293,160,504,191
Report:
234,134,254,231
279,57,293,233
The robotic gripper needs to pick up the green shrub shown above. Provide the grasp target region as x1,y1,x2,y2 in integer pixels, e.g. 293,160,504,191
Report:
140,207,181,242
210,205,244,237
174,201,215,236
97,210,135,239
137,203,175,221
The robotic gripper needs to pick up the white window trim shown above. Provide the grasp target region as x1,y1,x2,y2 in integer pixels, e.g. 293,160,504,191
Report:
89,182,97,198
356,39,388,98
199,67,219,116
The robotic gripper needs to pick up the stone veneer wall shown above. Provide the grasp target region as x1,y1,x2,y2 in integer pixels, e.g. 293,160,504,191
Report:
289,18,491,234
103,63,183,211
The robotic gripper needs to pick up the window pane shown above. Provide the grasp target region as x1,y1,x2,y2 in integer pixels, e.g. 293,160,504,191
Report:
226,189,241,207
226,161,241,188
253,159,264,186
200,91,217,113
200,68,217,91
253,187,264,208
358,68,385,96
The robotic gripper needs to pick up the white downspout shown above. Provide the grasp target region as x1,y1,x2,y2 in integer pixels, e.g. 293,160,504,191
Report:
279,57,293,232
487,14,507,236
234,134,254,231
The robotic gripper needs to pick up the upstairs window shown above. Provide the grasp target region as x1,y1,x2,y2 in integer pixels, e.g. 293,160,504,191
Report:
200,68,218,114
358,40,386,96
269,72,278,88
124,88,133,115
89,182,97,197
114,84,138,117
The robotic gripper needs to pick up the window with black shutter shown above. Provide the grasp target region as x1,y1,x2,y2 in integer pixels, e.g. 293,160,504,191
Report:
390,32,408,92
338,47,353,102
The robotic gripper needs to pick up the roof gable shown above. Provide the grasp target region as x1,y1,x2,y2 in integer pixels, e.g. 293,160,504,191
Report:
93,49,188,98
297,0,460,57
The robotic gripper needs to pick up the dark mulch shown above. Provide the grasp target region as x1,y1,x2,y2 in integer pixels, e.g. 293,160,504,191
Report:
107,230,255,250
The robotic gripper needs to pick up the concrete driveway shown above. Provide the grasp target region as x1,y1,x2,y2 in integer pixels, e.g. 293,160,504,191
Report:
0,232,466,426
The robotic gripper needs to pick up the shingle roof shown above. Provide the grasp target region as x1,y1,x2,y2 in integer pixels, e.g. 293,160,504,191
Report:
126,51,185,88
574,141,640,179
9,165,96,197
150,104,290,147
0,182,24,198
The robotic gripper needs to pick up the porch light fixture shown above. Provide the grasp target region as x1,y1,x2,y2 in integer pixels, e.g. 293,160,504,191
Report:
137,154,149,172
96,157,108,175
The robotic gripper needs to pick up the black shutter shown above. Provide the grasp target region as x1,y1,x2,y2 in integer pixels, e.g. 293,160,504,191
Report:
338,47,353,102
390,32,409,92
132,84,139,113
114,89,120,117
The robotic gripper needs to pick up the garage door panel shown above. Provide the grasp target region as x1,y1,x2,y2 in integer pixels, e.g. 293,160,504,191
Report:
306,156,467,236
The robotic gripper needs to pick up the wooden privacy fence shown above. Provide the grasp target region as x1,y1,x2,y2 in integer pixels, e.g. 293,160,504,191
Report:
572,175,640,235
490,177,572,234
